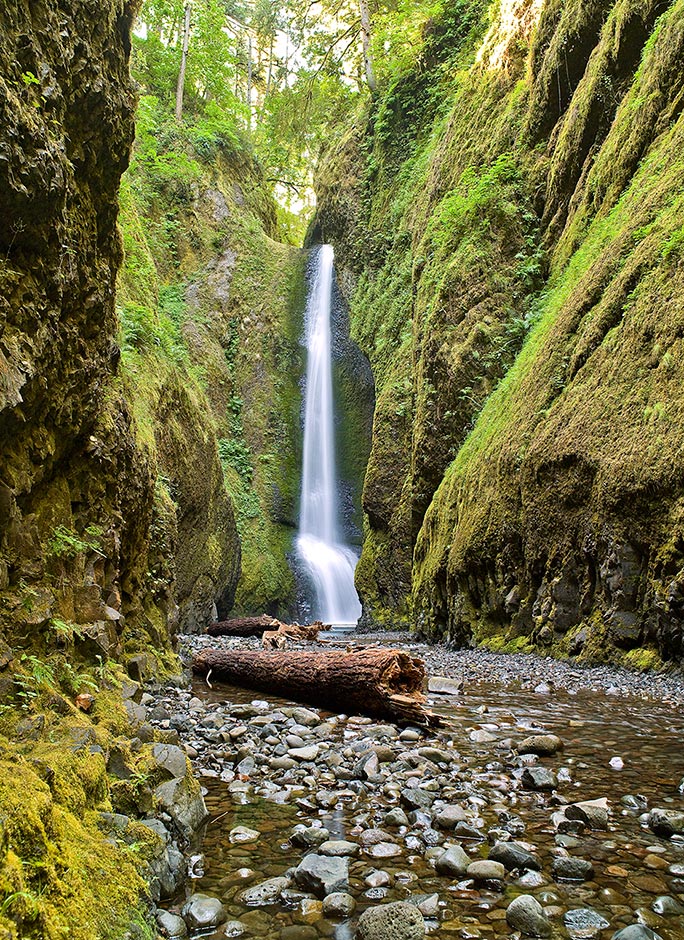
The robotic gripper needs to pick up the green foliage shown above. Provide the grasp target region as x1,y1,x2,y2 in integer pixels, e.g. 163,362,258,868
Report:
46,525,104,560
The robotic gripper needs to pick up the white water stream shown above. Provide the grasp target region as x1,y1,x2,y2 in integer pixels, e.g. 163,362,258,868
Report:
296,245,362,625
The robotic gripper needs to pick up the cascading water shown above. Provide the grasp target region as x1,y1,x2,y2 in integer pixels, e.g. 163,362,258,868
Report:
296,245,362,625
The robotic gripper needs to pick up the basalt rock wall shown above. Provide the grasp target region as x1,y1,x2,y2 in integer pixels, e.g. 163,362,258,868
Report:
314,0,684,663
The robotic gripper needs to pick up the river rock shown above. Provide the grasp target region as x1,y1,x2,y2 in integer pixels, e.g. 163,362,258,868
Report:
400,787,436,810
291,826,330,848
506,894,552,937
322,892,355,917
289,745,319,761
229,826,260,843
648,808,684,838
467,859,505,882
294,854,349,897
552,856,594,881
427,677,463,695
385,808,409,827
368,841,402,858
154,777,208,837
357,901,426,940
521,767,557,791
652,895,683,915
566,799,609,830
489,841,541,871
319,839,358,857
181,893,227,930
150,743,188,779
435,844,470,876
223,922,245,938
434,805,468,829
238,876,291,905
156,910,187,939
611,927,662,940
518,734,562,756
563,908,610,938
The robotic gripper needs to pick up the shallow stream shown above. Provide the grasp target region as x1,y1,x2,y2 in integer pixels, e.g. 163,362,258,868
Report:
165,663,684,940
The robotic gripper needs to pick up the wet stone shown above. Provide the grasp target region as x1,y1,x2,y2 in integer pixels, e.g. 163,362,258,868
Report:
181,893,227,930
368,841,402,858
435,844,470,877
223,922,245,938
566,799,610,830
319,839,358,857
611,927,663,940
467,860,505,882
291,827,330,848
506,894,552,938
552,856,595,881
489,841,541,871
648,807,684,838
156,910,188,939
357,901,426,940
385,807,410,827
238,876,291,905
434,805,468,829
563,908,610,939
293,854,349,897
322,892,355,917
521,767,558,791
518,734,563,756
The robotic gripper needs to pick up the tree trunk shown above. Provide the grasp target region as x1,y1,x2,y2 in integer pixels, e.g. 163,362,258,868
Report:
247,32,253,131
358,0,377,93
175,2,192,122
193,648,441,726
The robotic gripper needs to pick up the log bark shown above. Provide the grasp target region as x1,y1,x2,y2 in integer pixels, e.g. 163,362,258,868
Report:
192,647,441,727
207,615,277,637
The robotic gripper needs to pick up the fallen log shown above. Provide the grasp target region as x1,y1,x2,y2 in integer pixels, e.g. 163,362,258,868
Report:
207,615,277,637
192,647,441,727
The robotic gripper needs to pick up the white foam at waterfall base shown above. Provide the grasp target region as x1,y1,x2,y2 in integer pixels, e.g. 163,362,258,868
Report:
296,244,362,625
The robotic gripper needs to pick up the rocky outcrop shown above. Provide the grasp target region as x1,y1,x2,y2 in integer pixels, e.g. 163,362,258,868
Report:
0,0,179,656
315,0,684,661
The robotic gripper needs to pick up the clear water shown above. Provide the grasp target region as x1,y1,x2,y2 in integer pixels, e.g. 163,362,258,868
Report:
176,675,684,940
296,245,361,624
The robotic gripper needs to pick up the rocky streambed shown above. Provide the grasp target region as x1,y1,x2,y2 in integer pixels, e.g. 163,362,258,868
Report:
145,633,684,940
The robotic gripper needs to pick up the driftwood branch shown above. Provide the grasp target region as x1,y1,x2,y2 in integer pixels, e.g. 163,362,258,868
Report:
192,647,441,727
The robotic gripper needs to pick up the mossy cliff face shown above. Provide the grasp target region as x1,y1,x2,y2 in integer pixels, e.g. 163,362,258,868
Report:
0,2,193,936
315,0,684,661
118,132,307,620
0,0,177,660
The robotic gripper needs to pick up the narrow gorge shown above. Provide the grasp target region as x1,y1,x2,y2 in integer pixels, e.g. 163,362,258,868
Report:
0,0,683,937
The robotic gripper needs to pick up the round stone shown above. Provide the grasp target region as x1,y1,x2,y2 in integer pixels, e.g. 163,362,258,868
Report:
506,894,551,938
467,860,505,882
322,892,356,917
357,901,426,940
181,893,227,930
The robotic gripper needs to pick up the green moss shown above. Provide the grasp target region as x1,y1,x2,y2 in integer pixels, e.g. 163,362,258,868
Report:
623,647,665,672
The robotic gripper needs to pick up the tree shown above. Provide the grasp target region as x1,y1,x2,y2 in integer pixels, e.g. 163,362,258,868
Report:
175,2,192,121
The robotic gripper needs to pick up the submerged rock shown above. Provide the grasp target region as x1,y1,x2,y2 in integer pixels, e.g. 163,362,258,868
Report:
294,854,349,897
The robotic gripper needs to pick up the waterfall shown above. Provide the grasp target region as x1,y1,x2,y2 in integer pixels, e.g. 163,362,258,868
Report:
296,245,362,625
